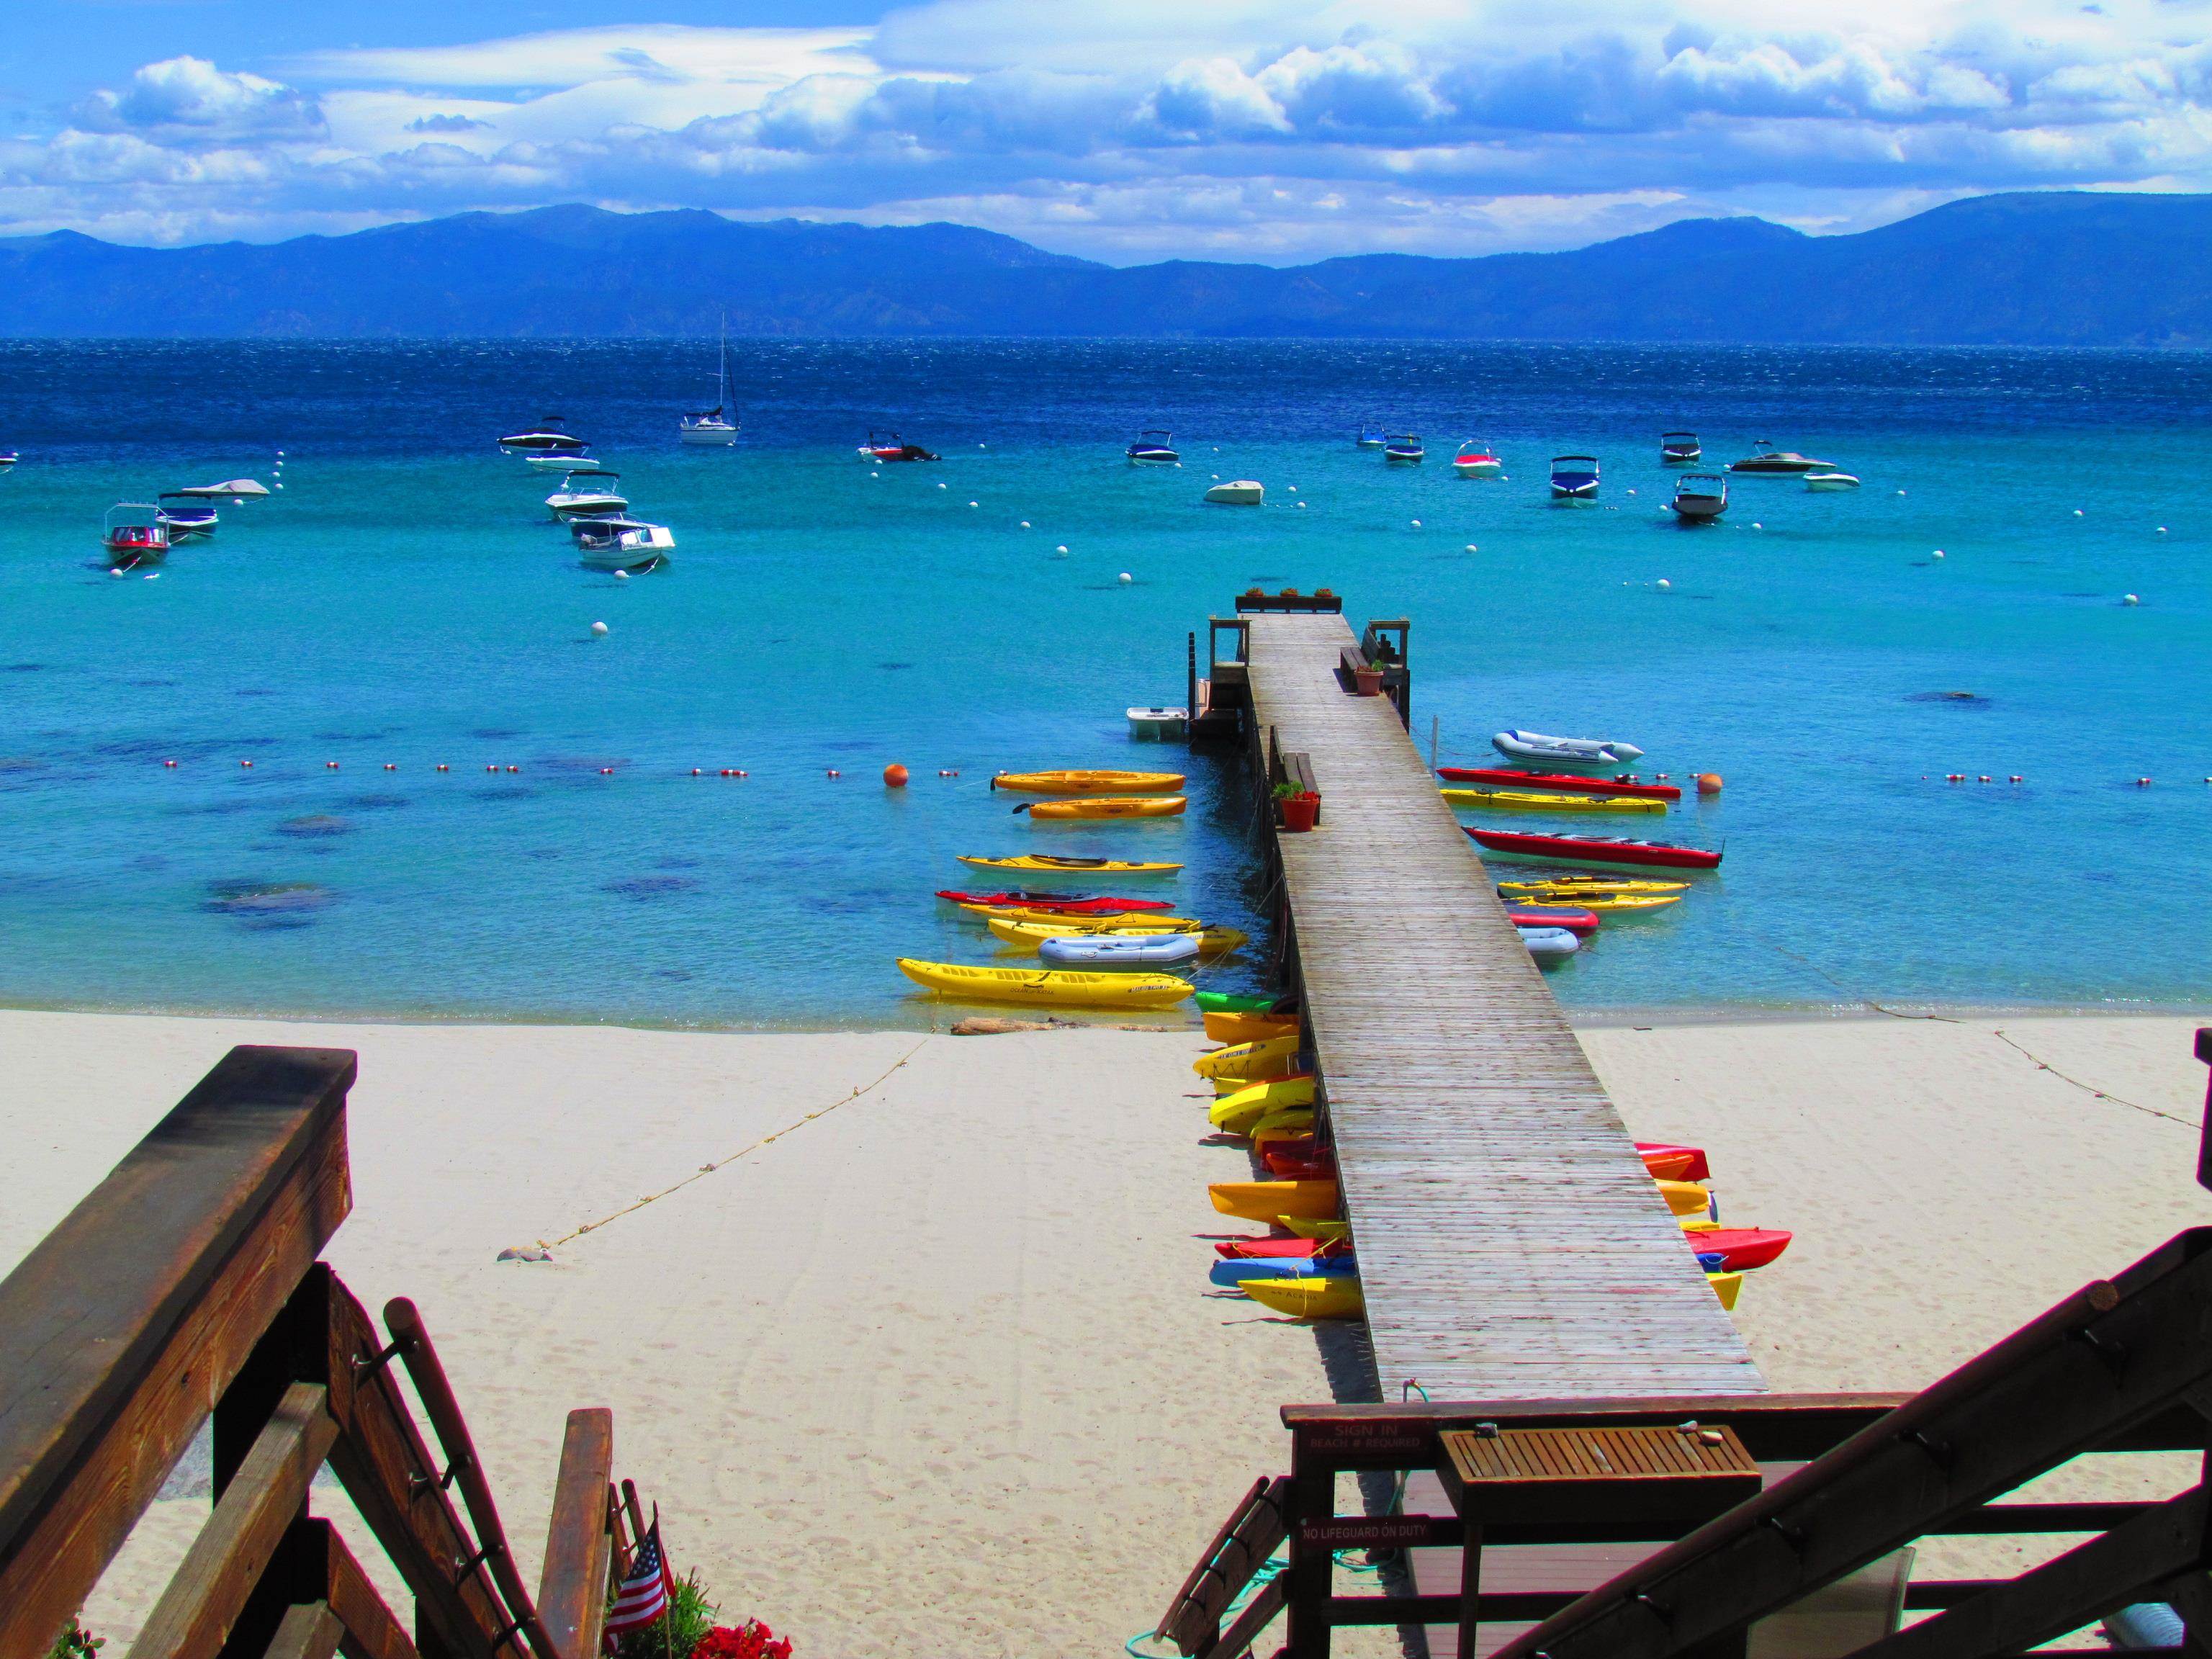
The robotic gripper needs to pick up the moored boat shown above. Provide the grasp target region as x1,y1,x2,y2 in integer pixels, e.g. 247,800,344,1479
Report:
156,493,220,540
1491,730,1645,773
529,452,605,472
545,471,627,520
1498,876,1691,896
1804,471,1861,490
1660,431,1702,465
956,853,1182,875
678,315,739,445
1452,441,1504,477
171,478,269,502
1205,480,1264,505
1506,907,1601,935
102,503,168,568
894,958,1192,1009
992,769,1184,794
937,889,1174,912
1670,473,1728,521
576,521,675,571
1019,796,1185,819
1126,428,1179,464
1194,1033,1303,1083
0,450,16,469
1441,786,1663,815
1354,422,1385,448
859,431,938,462
1038,932,1200,967
1439,767,1679,800
1550,454,1600,502
1127,706,1189,738
1730,446,1835,474
500,418,588,455
1208,1179,1338,1221
1519,925,1581,963
1681,1226,1793,1274
1470,827,1723,872
1383,433,1424,464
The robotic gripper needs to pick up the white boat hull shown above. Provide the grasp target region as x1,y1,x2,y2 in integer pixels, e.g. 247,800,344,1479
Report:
1804,472,1860,490
1205,481,1264,505
680,425,737,446
1454,459,1504,477
1128,706,1189,739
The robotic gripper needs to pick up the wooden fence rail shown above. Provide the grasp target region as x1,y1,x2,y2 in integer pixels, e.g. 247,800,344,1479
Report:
0,1046,625,1659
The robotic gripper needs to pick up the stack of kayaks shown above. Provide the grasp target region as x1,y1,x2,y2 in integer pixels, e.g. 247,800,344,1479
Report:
993,769,1188,819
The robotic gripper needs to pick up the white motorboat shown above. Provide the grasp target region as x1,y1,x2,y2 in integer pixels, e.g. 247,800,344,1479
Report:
0,451,17,470
1355,421,1385,448
171,478,269,501
546,470,628,520
156,493,220,539
577,521,674,571
529,452,604,472
1550,455,1600,503
1730,446,1835,474
1804,472,1861,490
1668,473,1728,521
679,316,739,446
1383,433,1425,464
1204,480,1264,505
500,418,588,455
1127,706,1189,739
1452,441,1504,478
1491,729,1645,773
1660,431,1702,465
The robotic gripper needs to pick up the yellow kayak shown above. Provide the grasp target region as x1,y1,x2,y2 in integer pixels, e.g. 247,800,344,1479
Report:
1241,1276,1364,1318
1658,1179,1714,1219
992,770,1186,795
957,853,1182,875
1193,1034,1303,1082
1520,892,1683,913
1498,878,1690,897
1251,1109,1315,1142
1202,1011,1298,1045
961,902,1202,927
1210,1179,1338,1221
1442,788,1665,815
1281,1217,1352,1242
1210,1076,1317,1135
1709,1271,1743,1310
1022,796,1187,820
895,958,1192,1010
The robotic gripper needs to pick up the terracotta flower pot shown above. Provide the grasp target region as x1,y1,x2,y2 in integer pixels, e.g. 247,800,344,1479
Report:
1280,793,1321,832
1353,666,1385,696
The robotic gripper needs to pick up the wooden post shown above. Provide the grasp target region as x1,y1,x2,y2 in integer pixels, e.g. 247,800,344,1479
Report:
2194,1028,2211,1195
1282,1451,1334,1659
1455,1524,1482,1659
537,1410,615,1659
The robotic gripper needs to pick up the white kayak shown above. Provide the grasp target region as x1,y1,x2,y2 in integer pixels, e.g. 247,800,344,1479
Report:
1039,932,1202,967
1492,729,1645,773
1517,925,1581,963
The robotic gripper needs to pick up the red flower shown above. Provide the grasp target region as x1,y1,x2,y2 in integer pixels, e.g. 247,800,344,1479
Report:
689,1622,788,1659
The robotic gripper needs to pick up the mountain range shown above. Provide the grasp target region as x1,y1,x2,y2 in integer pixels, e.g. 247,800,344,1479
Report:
3,191,2211,346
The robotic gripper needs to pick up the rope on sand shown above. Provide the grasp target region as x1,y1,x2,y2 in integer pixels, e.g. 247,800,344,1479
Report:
1990,1030,2196,1130
544,1038,932,1249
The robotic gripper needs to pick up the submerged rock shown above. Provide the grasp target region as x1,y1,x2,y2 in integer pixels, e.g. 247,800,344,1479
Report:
205,880,335,925
277,814,353,837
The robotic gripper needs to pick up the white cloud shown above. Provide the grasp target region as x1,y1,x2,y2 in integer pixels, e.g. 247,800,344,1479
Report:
11,1,2212,256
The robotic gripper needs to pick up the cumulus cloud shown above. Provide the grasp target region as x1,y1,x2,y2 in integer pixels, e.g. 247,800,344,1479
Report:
12,1,2212,256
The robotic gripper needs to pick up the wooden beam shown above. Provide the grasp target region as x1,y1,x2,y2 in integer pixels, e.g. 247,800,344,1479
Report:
324,1524,419,1659
263,1606,343,1659
0,1046,356,1658
132,1382,340,1659
1197,1574,1285,1659
536,1411,614,1659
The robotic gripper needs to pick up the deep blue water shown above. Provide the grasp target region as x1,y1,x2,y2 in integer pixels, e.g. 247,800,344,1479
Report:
1,338,2208,1028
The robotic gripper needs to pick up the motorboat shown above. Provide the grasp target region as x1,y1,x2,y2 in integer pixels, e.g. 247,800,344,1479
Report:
1550,455,1600,502
529,452,604,472
545,470,628,519
1452,441,1504,478
858,431,938,462
500,418,588,455
0,451,16,469
1127,429,1179,464
1660,431,1702,465
156,493,220,539
1127,706,1189,739
1204,480,1264,505
1804,471,1861,490
1492,729,1645,773
679,315,739,446
576,521,675,571
1669,473,1728,521
1730,446,1835,474
1355,421,1385,448
1383,433,1424,464
102,503,168,568
171,478,269,501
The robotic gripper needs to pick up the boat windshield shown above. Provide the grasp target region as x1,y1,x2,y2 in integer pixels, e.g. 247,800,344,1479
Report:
1552,455,1599,471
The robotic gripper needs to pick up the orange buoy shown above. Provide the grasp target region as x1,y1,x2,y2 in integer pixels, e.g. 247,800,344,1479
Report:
884,763,909,787
1696,773,1723,795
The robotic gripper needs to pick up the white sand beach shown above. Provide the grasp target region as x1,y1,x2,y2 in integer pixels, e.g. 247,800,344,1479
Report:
6,1006,2209,1656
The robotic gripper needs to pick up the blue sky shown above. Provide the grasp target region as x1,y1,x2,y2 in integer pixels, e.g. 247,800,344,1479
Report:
5,0,2211,261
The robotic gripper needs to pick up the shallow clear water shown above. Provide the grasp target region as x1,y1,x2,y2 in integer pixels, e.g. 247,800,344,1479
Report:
1,338,2208,1028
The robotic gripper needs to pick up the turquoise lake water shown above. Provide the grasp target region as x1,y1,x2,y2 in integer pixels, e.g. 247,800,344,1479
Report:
1,339,2208,1028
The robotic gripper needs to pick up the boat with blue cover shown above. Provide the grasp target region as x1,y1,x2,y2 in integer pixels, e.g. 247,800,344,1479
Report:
1550,454,1600,501
1126,429,1178,464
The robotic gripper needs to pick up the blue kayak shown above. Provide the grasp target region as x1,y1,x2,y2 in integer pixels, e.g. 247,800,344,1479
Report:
1210,1256,1358,1288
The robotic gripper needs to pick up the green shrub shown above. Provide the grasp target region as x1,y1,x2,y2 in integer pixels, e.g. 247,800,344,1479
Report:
49,1618,102,1659
613,1571,718,1659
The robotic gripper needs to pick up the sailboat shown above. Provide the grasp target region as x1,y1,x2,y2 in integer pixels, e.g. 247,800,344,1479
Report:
679,316,739,446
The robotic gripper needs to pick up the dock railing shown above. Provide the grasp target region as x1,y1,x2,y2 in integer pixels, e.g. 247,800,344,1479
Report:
0,1046,624,1659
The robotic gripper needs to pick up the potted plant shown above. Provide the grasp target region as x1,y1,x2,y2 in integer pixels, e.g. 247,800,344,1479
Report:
1274,781,1321,832
1353,659,1385,696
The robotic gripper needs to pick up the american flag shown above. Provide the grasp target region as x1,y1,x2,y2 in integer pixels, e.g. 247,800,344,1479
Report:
603,1519,673,1649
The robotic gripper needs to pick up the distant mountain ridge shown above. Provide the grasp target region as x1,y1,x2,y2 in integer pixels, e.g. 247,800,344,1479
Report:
4,192,2211,346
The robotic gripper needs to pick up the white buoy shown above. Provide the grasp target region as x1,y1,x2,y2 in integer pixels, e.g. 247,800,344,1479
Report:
1465,543,1477,552
2157,526,2169,534
1657,579,1671,590
109,568,125,578
2123,593,2141,606
1211,475,1219,480
937,482,947,490
274,483,283,490
590,621,609,637
145,572,160,580
1020,521,1031,529
1933,550,1945,560
1627,488,1637,496
1053,544,1069,558
871,471,880,477
613,569,629,580
1752,522,1763,530
276,450,285,457
2074,508,2084,517
1287,485,1298,491
1410,518,1421,529
1297,501,1308,509
968,500,979,508
1118,572,1133,584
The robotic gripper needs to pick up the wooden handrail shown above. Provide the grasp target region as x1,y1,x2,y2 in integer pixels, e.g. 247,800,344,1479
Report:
537,1411,615,1659
0,1046,356,1656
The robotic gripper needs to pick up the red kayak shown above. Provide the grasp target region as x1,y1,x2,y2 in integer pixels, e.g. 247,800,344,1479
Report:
1508,905,1600,935
1216,1236,1351,1260
1682,1228,1792,1273
1469,829,1722,872
1263,1148,1336,1179
1639,1142,1711,1182
935,889,1173,913
1440,766,1681,801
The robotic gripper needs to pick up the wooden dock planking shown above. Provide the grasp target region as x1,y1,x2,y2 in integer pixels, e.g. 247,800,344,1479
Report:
1243,612,1762,1400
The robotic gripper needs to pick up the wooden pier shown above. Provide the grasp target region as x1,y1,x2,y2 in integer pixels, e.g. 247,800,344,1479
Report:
1222,602,1761,1401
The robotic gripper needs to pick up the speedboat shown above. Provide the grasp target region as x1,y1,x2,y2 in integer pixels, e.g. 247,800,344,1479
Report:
1660,431,1702,465
156,493,220,539
1730,446,1834,474
1204,480,1264,505
546,471,628,520
1355,421,1385,448
858,431,938,462
1383,433,1424,464
529,452,605,472
1452,441,1504,478
1669,473,1728,521
576,520,675,571
171,478,269,501
0,451,16,470
1492,729,1645,773
500,418,588,456
679,315,739,446
1128,706,1189,739
1127,429,1179,464
1550,455,1600,502
102,503,168,568
1804,472,1861,490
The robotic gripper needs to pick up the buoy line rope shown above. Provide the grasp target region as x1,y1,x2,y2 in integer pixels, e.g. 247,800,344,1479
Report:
1990,1030,2196,1130
547,1038,932,1249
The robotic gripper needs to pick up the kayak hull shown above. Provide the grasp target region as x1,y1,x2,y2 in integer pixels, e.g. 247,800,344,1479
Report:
1195,1034,1304,1082
1444,767,1681,801
1470,828,1722,872
1208,1179,1338,1221
1025,796,1188,819
1202,1011,1300,1044
895,958,1192,1010
938,889,1174,914
1210,1076,1318,1134
1241,1276,1364,1318
991,770,1186,794
957,854,1182,875
1442,787,1665,816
